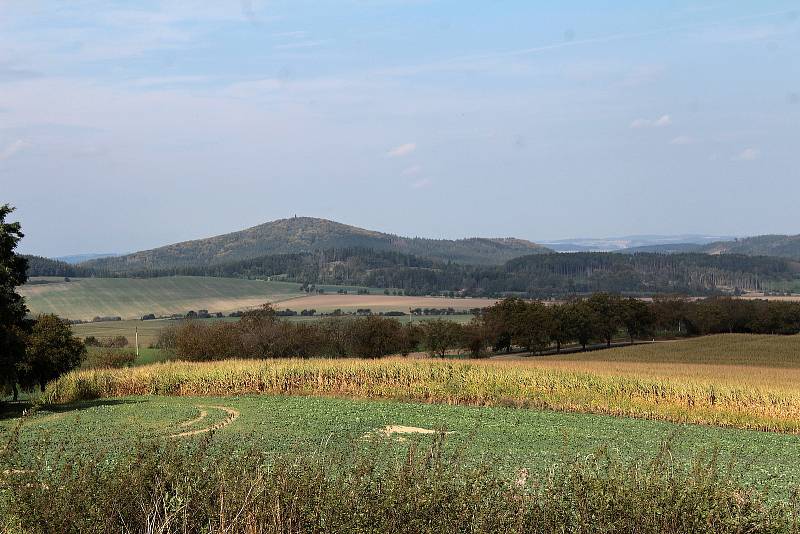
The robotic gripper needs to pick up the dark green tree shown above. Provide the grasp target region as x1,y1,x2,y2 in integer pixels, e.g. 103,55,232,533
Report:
514,301,552,354
587,293,623,347
548,303,574,353
0,204,28,401
566,300,597,351
19,314,86,392
620,297,654,344
482,297,526,353
421,319,464,358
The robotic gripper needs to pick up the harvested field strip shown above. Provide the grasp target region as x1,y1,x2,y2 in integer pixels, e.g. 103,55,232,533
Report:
280,294,498,312
45,357,800,433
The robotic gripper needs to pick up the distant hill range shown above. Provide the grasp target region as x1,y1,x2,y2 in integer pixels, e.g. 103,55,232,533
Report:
80,217,552,273
542,234,735,253
615,235,800,260
55,252,121,264
700,235,800,259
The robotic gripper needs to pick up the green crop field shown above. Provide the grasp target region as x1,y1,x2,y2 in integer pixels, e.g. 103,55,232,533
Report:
3,395,800,501
19,276,305,320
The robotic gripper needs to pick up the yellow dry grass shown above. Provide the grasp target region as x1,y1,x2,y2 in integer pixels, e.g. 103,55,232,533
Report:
45,335,800,434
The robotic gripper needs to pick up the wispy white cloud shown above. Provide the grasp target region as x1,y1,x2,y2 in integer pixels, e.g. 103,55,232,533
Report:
670,135,695,145
378,8,797,79
401,165,421,176
621,64,666,87
387,143,416,157
0,139,28,161
273,31,307,39
701,24,790,43
131,76,211,87
224,77,373,99
0,63,41,83
410,178,431,189
630,114,672,128
733,147,760,161
274,40,328,50
654,115,672,127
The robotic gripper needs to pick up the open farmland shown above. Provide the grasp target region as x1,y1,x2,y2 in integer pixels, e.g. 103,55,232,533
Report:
4,395,800,501
7,334,800,529
280,294,498,312
44,333,800,433
19,276,304,320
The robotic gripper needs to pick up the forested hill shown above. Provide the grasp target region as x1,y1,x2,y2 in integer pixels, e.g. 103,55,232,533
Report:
701,235,800,260
23,255,96,278
127,249,798,298
81,217,551,273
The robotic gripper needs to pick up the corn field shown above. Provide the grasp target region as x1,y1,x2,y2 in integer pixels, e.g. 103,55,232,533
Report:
45,354,800,433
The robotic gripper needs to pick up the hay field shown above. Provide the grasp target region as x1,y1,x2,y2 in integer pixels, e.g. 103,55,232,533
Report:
281,294,498,312
20,276,304,320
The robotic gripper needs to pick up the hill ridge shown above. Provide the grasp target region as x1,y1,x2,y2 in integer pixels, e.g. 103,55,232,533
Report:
82,216,551,273
700,234,800,260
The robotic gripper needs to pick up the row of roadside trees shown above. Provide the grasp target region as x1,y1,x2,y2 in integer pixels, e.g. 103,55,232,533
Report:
166,293,800,361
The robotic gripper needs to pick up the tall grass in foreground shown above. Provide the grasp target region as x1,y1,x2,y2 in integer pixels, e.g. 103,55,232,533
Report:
45,358,800,432
1,434,797,534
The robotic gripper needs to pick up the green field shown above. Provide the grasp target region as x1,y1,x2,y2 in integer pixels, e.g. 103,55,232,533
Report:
20,276,304,320
3,394,800,501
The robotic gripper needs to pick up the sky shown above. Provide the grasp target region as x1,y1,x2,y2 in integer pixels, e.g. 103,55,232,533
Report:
1,1,798,256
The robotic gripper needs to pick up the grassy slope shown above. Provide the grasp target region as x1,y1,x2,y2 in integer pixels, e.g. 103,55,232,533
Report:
3,395,800,500
19,276,304,320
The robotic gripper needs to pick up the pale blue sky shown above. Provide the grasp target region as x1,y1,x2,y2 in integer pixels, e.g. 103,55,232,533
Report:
1,1,798,256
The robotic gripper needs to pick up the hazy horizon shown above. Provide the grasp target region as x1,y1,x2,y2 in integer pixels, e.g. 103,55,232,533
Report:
2,1,798,256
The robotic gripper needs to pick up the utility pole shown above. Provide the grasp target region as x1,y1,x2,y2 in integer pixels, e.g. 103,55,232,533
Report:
135,326,139,358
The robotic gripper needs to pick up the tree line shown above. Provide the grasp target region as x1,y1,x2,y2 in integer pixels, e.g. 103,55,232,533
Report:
22,254,96,278
164,295,800,362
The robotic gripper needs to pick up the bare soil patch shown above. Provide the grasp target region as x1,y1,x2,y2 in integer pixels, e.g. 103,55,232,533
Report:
362,425,454,441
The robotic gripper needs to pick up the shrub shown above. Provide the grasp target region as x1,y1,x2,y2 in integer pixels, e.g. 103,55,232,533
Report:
152,325,178,350
84,349,136,369
85,335,129,349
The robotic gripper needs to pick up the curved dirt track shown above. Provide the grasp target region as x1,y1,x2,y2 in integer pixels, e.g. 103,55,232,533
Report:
169,405,240,438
